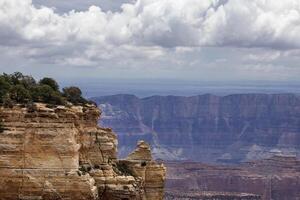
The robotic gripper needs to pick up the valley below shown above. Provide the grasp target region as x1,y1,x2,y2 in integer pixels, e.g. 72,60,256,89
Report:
165,155,300,200
92,93,300,199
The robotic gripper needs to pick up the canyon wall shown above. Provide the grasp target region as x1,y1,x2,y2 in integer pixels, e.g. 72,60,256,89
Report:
92,94,300,163
0,103,166,200
165,156,300,200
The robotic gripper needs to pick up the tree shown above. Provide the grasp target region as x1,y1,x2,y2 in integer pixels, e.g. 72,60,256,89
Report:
30,85,65,105
9,72,24,85
9,85,31,103
39,77,59,91
48,91,65,105
0,72,88,106
1,73,13,85
2,95,13,108
63,86,87,104
31,85,53,102
0,76,11,103
20,75,36,89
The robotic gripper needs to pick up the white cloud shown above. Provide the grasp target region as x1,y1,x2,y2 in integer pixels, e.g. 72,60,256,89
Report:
32,0,133,13
243,51,281,62
1,0,300,70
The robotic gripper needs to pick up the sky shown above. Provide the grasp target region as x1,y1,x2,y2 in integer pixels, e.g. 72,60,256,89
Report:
1,0,300,82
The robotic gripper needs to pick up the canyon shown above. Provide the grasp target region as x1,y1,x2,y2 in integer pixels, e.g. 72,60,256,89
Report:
165,155,300,200
0,103,166,200
92,93,300,163
92,93,300,199
1,93,300,199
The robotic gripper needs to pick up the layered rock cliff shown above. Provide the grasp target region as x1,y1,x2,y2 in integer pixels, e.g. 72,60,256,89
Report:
92,94,300,163
0,103,166,200
166,156,300,200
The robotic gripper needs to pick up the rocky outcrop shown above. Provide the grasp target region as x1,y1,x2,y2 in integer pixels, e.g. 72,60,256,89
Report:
92,94,300,163
126,141,153,161
120,141,166,200
0,103,166,200
166,156,300,200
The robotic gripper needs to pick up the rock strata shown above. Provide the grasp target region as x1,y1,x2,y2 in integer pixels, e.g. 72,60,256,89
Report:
0,103,166,200
93,94,300,163
121,141,166,200
166,156,300,200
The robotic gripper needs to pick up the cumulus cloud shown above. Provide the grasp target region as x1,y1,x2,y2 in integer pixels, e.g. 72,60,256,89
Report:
1,0,300,66
32,0,133,12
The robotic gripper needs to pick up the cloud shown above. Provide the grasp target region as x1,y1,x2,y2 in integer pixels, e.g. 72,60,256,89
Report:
1,0,300,67
32,0,133,12
243,51,281,62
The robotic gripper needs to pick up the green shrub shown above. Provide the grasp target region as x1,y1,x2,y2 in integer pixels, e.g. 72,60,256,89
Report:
2,95,13,108
49,91,66,105
39,77,59,91
20,75,36,89
63,86,88,105
9,85,31,103
0,72,88,106
0,76,11,103
31,85,65,105
30,85,52,102
114,162,133,176
9,72,24,85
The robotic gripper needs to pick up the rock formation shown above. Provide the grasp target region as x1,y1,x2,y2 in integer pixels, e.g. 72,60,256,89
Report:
0,103,166,200
120,141,166,200
166,156,300,200
92,94,300,163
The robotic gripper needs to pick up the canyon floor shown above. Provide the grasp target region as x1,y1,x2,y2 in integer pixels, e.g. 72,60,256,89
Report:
165,155,300,200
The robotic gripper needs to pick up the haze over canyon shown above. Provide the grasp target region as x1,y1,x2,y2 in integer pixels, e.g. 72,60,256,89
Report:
93,93,300,163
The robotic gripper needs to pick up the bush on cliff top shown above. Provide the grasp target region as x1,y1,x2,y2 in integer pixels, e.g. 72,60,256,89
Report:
0,72,89,106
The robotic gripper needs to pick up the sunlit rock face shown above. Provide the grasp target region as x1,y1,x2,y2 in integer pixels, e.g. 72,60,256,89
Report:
93,94,300,163
0,103,166,200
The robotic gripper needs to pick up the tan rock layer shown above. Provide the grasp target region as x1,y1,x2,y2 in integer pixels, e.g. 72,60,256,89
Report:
0,104,166,200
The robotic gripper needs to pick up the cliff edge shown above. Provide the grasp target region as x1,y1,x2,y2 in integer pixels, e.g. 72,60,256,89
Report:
0,103,166,200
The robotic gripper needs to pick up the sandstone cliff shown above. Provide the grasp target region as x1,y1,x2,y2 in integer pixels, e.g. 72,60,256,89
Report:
0,103,166,200
92,94,300,163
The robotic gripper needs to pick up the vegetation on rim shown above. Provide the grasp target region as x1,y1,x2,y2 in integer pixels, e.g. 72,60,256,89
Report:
0,72,92,106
